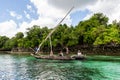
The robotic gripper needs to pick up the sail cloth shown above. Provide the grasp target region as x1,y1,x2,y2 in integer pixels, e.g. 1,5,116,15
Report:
35,6,74,54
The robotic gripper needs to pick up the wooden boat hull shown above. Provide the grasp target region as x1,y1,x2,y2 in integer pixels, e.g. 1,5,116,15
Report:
71,55,85,60
31,53,85,60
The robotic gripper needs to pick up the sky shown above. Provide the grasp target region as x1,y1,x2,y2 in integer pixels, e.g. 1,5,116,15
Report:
0,0,120,38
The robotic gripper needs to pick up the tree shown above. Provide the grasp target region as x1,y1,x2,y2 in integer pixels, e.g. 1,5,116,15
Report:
4,37,17,49
0,36,9,48
15,32,24,39
76,13,109,45
94,24,120,46
52,24,78,53
26,25,49,47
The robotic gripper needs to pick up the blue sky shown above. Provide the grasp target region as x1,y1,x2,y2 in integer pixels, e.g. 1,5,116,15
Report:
70,9,90,26
0,0,120,37
0,0,38,24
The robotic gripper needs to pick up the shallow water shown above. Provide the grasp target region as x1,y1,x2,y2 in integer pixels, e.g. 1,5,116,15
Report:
0,53,120,80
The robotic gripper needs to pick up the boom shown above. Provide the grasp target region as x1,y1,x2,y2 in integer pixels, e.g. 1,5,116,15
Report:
36,7,74,54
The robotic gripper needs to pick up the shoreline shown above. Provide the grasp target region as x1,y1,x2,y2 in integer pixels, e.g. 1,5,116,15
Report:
0,50,120,56
1,45,120,56
0,51,31,54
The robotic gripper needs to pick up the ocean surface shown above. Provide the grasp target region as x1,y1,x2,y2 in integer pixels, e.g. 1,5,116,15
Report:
0,53,120,80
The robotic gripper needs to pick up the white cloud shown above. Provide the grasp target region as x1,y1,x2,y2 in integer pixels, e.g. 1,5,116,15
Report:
27,4,35,13
26,0,99,28
47,0,97,12
0,20,17,38
85,0,120,23
10,11,22,20
27,4,32,10
24,11,31,19
18,22,29,34
17,15,22,20
10,11,16,17
45,0,120,23
27,0,74,28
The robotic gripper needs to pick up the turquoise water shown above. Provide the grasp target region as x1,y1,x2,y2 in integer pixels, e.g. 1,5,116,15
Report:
0,53,120,80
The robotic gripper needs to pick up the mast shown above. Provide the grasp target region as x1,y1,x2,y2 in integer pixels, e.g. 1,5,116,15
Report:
35,6,74,54
49,36,53,56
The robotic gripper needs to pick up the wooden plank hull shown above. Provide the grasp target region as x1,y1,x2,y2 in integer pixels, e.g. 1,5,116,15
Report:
31,54,85,60
71,55,85,60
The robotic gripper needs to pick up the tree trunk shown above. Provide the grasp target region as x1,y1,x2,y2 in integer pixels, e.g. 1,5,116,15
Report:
50,50,53,56
65,46,69,54
49,36,54,56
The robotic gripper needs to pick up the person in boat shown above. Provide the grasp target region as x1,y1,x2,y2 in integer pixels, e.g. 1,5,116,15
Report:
35,46,38,52
59,50,64,57
33,46,39,54
77,50,82,56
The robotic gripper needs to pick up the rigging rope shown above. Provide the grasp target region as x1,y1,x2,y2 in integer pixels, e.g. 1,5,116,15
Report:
35,6,74,54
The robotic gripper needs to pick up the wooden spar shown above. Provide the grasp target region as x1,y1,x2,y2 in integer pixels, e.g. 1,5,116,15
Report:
49,36,53,56
35,6,74,54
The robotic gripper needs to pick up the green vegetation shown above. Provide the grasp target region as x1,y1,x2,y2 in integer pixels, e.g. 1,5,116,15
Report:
0,13,120,51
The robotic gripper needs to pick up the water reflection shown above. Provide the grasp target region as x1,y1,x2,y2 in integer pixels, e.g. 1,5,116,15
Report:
0,54,29,79
0,54,120,80
0,54,16,79
24,60,104,80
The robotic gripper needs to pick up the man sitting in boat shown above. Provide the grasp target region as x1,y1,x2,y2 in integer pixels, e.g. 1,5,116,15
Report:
70,50,85,60
59,50,64,57
77,50,82,56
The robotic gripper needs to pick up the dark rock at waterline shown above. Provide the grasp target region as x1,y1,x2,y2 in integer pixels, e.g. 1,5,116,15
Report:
5,45,120,56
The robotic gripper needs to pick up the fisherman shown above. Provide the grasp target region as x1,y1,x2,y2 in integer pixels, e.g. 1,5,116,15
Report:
59,50,64,57
34,46,39,54
34,46,38,52
77,50,82,56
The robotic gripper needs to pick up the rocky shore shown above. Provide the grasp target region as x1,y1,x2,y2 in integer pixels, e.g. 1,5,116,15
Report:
1,45,120,56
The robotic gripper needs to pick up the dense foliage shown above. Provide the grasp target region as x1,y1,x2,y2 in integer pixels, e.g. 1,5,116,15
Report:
0,13,120,50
